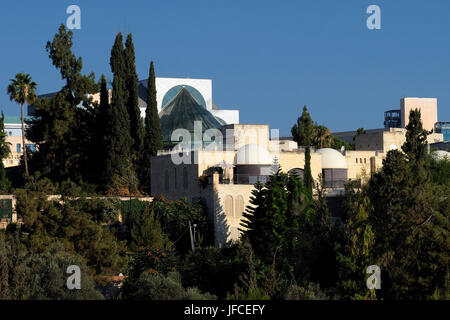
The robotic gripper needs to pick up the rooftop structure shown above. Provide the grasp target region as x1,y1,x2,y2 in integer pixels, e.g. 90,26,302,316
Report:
159,87,222,147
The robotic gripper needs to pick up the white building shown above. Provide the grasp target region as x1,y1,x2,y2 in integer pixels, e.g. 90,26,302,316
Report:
137,77,239,125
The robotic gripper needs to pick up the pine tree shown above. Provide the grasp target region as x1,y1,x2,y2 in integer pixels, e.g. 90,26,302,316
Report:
26,25,98,184
102,33,133,192
240,166,305,274
124,34,144,160
141,61,163,194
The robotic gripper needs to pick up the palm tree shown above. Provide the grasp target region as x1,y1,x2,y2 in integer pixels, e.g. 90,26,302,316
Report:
7,73,37,177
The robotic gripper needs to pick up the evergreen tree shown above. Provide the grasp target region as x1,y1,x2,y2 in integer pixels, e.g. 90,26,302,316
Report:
0,112,11,192
291,106,314,199
402,109,430,164
102,33,133,192
141,61,163,194
26,25,98,184
124,34,144,160
336,110,450,299
240,166,304,274
95,74,109,176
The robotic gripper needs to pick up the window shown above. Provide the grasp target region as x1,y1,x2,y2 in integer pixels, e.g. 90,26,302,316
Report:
364,158,366,164
235,195,244,218
225,195,234,217
355,158,358,163
16,144,21,153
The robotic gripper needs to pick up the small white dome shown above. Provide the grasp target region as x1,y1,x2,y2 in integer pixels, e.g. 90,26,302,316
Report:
431,150,450,161
235,144,273,165
316,148,348,169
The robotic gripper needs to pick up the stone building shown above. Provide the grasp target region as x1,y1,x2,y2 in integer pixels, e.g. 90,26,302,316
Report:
150,100,386,246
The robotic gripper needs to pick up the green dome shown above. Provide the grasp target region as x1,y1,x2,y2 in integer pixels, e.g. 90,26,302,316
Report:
159,87,222,147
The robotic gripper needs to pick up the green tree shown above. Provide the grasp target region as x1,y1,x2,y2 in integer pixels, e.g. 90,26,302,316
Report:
26,25,98,184
13,184,127,280
0,242,102,300
129,208,168,251
121,271,215,300
7,73,36,177
102,33,133,192
241,166,306,276
141,61,163,194
124,34,144,162
0,112,11,192
291,106,314,199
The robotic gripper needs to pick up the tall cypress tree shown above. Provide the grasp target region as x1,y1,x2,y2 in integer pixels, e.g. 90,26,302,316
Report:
402,109,430,165
124,34,144,159
102,33,133,191
292,106,313,199
140,61,163,194
94,75,109,183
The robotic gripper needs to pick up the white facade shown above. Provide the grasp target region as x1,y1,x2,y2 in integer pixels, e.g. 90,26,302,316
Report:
156,77,212,111
139,77,240,125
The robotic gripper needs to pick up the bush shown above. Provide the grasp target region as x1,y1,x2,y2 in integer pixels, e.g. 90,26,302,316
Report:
120,271,215,300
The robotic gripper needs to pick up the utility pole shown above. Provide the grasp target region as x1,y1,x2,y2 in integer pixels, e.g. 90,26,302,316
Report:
189,221,195,253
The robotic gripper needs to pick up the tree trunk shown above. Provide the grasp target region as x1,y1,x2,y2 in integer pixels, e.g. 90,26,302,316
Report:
21,103,28,177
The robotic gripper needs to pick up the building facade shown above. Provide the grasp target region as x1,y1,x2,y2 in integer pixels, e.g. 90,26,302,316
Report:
3,117,35,168
150,124,385,247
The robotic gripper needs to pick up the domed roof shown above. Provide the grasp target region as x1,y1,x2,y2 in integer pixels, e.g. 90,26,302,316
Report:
159,87,222,145
431,150,450,161
316,148,348,169
235,144,273,165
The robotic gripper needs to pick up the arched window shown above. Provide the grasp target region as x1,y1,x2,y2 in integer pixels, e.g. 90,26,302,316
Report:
225,195,234,217
164,170,169,191
183,167,188,189
235,195,244,218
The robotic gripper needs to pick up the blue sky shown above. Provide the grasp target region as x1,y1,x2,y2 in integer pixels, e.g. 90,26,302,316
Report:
0,0,449,135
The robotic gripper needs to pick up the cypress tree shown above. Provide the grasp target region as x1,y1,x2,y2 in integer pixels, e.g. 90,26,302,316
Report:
124,34,144,159
102,33,133,191
402,109,430,165
140,61,163,194
95,75,109,183
292,106,314,199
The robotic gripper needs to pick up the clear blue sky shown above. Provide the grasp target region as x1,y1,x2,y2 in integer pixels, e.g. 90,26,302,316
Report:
1,0,449,135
